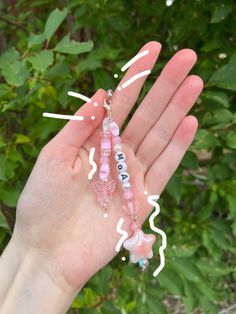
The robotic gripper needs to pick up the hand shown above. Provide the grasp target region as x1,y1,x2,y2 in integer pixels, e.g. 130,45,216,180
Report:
1,42,203,311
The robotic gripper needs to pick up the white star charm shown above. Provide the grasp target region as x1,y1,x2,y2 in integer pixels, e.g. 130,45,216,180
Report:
123,229,156,263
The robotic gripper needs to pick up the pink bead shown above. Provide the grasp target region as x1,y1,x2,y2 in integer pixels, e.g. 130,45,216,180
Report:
109,121,119,136
101,138,111,149
101,149,111,156
130,221,141,232
99,163,110,180
100,156,109,164
100,131,110,138
112,136,121,145
123,190,133,200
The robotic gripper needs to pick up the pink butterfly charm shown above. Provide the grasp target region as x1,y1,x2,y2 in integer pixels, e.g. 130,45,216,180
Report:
93,180,116,208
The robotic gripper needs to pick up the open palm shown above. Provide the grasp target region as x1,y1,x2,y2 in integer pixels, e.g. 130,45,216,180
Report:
14,42,203,294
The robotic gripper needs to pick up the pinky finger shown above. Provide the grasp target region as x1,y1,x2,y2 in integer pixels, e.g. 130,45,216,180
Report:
144,115,198,195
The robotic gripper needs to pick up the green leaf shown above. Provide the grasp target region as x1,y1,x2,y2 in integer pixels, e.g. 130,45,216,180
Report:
0,155,6,181
28,33,46,49
202,91,230,107
44,8,68,41
0,188,20,207
201,298,218,314
1,61,29,87
0,48,19,69
183,281,198,312
44,63,70,79
27,50,54,73
166,174,182,203
147,297,168,314
194,129,218,150
211,3,232,23
158,267,184,295
202,109,234,127
15,134,30,144
170,258,203,283
54,34,93,55
93,69,115,91
100,300,121,314
125,300,136,312
0,210,9,229
0,84,10,98
226,132,236,149
181,151,198,169
208,60,236,91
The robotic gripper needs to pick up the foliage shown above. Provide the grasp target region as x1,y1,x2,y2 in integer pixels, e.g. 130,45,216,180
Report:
0,0,235,313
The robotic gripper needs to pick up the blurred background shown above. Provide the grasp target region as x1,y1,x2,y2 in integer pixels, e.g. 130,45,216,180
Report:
0,0,235,313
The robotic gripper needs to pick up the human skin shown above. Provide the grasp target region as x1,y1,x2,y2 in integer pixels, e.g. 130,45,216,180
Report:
0,41,203,313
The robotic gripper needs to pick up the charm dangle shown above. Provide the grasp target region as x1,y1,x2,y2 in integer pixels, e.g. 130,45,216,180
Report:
93,89,156,271
93,90,116,213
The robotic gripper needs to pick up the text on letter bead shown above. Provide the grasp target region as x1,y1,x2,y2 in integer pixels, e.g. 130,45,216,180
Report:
117,161,127,172
115,152,125,161
119,172,129,183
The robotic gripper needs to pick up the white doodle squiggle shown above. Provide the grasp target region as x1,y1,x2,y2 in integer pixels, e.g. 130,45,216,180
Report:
121,49,149,72
148,195,167,277
115,218,128,252
117,70,151,91
88,147,97,180
68,91,91,103
43,112,84,120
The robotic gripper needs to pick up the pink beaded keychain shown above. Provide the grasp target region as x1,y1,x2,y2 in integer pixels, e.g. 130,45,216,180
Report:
93,89,156,271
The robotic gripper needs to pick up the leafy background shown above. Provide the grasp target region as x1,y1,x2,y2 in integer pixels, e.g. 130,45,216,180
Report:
0,0,236,313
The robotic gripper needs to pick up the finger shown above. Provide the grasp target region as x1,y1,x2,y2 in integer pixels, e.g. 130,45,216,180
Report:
111,41,161,127
52,89,107,149
123,49,197,151
136,75,203,169
144,115,198,195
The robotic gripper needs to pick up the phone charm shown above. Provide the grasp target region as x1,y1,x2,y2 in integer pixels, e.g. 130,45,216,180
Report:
93,90,156,271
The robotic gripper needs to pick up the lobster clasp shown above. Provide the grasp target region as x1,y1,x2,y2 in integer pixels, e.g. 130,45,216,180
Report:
103,89,113,118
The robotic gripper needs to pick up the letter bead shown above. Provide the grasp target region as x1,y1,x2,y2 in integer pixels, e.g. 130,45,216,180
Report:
119,172,129,183
115,152,125,162
117,161,127,172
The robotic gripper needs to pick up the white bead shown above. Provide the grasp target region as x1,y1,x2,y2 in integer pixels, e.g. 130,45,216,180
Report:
114,143,122,152
116,161,127,172
122,182,131,190
119,172,129,183
115,152,125,161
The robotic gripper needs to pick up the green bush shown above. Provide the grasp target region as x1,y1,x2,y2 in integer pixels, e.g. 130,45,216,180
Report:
0,1,235,313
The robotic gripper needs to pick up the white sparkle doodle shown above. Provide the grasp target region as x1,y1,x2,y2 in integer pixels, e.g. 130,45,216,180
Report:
116,49,151,91
115,218,128,252
148,195,167,277
88,147,97,180
68,91,91,103
43,91,98,121
121,49,149,72
43,112,84,120
118,70,151,91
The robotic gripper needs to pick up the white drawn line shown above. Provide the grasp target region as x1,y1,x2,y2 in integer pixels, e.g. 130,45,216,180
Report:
43,112,84,121
148,195,167,277
88,147,97,180
115,218,128,252
121,70,151,89
121,50,149,72
68,91,91,103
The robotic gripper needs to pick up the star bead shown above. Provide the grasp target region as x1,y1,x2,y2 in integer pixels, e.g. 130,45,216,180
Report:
123,230,156,263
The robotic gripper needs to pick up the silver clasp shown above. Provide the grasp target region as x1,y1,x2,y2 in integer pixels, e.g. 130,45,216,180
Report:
103,89,113,118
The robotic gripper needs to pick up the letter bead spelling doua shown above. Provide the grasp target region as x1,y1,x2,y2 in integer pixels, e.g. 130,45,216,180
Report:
93,89,155,271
